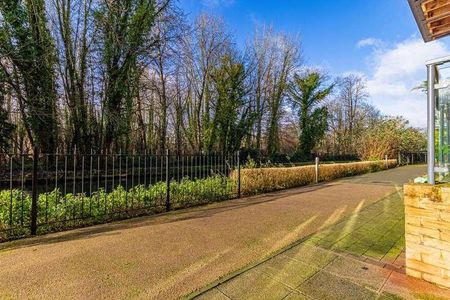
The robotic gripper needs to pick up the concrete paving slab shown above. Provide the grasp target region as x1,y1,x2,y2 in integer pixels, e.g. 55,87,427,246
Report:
217,267,293,300
195,288,230,300
324,256,391,291
282,291,311,299
194,165,449,300
377,292,404,299
296,270,377,300
279,244,338,269
261,255,320,288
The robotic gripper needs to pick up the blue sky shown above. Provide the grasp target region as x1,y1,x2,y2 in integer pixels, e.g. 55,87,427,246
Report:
179,0,450,127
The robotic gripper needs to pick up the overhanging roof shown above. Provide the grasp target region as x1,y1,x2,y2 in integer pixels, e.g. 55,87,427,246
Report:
408,0,450,42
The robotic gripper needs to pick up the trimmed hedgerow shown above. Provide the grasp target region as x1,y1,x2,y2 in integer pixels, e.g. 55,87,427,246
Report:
235,160,397,195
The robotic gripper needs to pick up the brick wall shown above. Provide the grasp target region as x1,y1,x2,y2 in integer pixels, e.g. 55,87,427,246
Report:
404,184,450,289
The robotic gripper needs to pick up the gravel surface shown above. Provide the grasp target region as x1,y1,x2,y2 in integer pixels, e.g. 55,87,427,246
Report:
0,165,425,299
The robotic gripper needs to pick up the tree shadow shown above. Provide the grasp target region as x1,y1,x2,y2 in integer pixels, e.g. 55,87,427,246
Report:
0,182,334,251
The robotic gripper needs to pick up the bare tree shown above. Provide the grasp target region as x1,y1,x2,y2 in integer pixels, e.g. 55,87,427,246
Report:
51,0,94,152
179,13,231,152
265,32,301,156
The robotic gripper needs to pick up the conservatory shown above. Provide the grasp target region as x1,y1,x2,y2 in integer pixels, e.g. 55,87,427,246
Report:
427,56,450,183
405,0,450,290
408,0,450,183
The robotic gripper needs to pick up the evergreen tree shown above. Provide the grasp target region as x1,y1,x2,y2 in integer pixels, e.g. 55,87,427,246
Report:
288,71,334,158
0,0,58,153
0,78,14,153
210,55,256,153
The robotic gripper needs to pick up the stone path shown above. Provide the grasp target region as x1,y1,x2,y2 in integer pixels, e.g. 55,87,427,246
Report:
0,165,439,299
194,184,450,300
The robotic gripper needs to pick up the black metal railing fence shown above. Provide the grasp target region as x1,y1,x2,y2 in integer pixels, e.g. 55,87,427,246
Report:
398,151,427,165
0,148,240,239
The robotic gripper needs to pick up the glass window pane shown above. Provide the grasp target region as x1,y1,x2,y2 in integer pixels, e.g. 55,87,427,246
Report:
435,61,450,182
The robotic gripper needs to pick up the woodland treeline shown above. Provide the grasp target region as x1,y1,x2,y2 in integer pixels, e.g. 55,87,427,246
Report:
0,0,425,159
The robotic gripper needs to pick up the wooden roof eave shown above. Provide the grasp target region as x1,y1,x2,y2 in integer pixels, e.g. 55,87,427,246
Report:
408,0,450,42
408,0,434,42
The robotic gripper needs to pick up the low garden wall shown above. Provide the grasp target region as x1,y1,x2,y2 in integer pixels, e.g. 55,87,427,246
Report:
404,184,450,289
238,159,398,195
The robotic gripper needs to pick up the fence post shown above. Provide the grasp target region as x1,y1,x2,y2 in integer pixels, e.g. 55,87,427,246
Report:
165,149,170,212
398,152,401,165
237,151,241,198
31,146,39,235
315,157,319,183
385,155,388,168
412,153,414,165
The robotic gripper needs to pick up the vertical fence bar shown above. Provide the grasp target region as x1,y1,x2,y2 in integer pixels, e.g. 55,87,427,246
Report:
156,154,159,183
125,155,128,210
119,149,122,188
105,152,108,214
112,152,115,192
138,155,141,187
149,154,152,186
131,153,135,209
182,152,185,179
97,153,100,209
190,155,193,179
73,146,76,195
9,155,13,227
89,149,93,214
177,153,180,182
20,154,24,226
45,155,49,223
64,154,67,197
144,150,147,187
138,154,141,207
237,151,241,198
166,149,170,212
30,146,39,235
81,155,85,218
55,150,59,207
72,148,76,220
112,152,115,213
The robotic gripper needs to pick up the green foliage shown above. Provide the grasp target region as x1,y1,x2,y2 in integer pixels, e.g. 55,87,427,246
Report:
96,0,159,150
0,78,15,153
0,176,235,239
244,156,257,169
208,55,256,153
0,0,58,153
288,71,334,158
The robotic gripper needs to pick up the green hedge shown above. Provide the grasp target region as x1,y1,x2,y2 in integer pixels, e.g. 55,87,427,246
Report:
0,176,235,240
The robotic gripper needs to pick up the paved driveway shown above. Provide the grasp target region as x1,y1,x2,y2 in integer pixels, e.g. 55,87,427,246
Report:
0,165,427,299
195,167,449,299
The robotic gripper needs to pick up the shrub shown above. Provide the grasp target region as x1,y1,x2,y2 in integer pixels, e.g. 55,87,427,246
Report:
0,176,235,240
235,160,397,195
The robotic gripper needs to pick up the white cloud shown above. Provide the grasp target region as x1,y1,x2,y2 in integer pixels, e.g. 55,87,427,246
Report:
357,37,383,48
362,37,450,128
